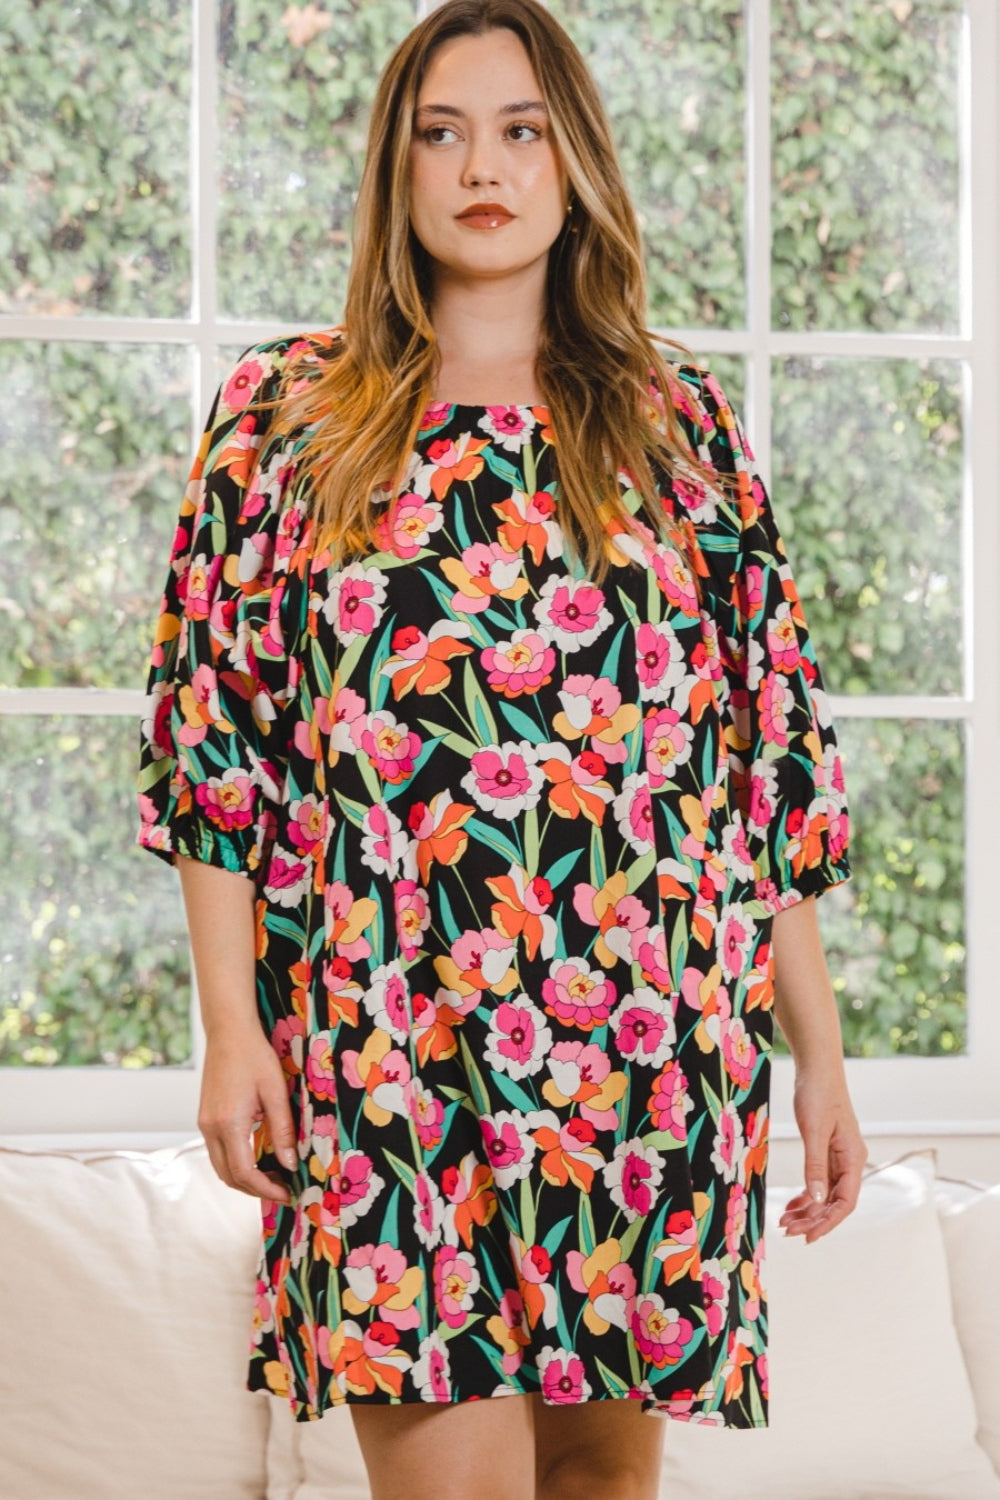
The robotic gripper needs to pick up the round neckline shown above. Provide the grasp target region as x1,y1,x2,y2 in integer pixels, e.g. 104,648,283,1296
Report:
426,398,550,412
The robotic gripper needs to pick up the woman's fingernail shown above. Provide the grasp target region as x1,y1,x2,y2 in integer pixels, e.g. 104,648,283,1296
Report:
280,1148,297,1169
809,1182,826,1203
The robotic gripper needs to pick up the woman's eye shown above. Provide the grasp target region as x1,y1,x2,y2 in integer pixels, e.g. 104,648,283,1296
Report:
419,122,543,144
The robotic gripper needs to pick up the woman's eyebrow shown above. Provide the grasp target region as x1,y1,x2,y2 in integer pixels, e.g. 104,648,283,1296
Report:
414,100,548,118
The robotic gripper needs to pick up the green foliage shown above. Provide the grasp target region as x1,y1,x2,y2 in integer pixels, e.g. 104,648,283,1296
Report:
0,716,192,1067
772,355,962,697
800,718,966,1059
772,0,960,331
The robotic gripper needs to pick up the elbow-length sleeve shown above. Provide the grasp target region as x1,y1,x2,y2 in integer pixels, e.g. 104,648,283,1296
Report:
685,369,852,916
135,340,308,884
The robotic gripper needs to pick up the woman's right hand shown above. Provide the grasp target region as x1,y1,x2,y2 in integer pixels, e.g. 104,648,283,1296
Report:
197,1023,298,1206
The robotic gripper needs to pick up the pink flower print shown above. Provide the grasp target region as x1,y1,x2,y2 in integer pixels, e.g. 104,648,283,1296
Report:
331,1150,384,1228
433,1245,481,1329
361,960,412,1041
613,773,654,853
479,1109,535,1189
635,619,687,700
758,670,794,747
710,1100,746,1186
722,1016,757,1091
193,766,255,831
306,1034,337,1103
544,1039,624,1130
532,575,612,651
604,1138,665,1221
410,1331,452,1399
609,993,676,1068
631,1294,695,1369
413,1169,444,1250
554,672,637,763
633,923,674,996
393,878,430,961
747,763,778,833
408,1079,445,1151
646,1060,691,1141
740,564,765,623
324,561,388,645
460,741,544,818
766,601,802,673
360,801,404,879
265,846,311,908
643,705,695,787
271,1014,304,1075
478,405,536,449
482,630,557,698
444,540,525,614
374,492,445,558
288,795,326,858
829,806,850,862
357,708,422,785
322,683,367,757
184,551,219,621
343,1242,423,1330
725,1180,749,1258
223,357,265,412
484,997,553,1080
652,547,700,617
538,1346,592,1404
542,958,617,1031
488,1289,530,1375
697,1259,730,1338
323,880,376,962
717,903,756,981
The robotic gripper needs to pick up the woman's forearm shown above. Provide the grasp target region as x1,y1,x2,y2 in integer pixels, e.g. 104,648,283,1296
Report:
175,854,261,1041
770,895,848,1079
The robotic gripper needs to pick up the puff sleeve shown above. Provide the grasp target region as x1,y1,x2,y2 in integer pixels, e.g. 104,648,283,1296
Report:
135,341,307,884
690,370,852,915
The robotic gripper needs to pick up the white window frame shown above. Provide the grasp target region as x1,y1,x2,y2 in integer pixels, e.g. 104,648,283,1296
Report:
1,0,997,1141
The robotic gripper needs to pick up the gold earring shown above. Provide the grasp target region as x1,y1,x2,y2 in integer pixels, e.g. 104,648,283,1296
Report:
567,199,578,233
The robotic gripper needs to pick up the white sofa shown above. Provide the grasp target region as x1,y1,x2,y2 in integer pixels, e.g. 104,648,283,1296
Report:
1,1135,999,1500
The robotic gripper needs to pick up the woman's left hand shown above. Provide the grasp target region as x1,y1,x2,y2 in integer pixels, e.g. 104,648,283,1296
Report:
778,1065,869,1244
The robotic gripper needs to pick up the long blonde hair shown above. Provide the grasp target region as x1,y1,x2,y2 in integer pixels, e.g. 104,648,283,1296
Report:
247,0,738,589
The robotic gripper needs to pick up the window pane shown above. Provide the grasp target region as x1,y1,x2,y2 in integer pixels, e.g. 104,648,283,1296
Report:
548,0,746,328
771,355,963,696
0,1,192,318
772,717,966,1060
771,0,962,333
216,0,414,322
0,342,193,692
0,716,192,1068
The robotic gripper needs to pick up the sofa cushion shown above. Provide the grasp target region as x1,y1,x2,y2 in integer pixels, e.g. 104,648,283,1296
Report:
0,1138,269,1500
934,1172,1000,1474
657,1150,1000,1499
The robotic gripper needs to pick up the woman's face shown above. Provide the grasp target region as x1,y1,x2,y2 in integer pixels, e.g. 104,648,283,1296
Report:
408,28,570,291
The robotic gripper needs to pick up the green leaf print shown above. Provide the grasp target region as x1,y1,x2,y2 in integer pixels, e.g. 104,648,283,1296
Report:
624,848,657,893
458,1031,492,1118
482,448,523,489
700,1075,724,1127
616,1212,646,1263
595,1358,632,1398
435,879,461,945
545,848,584,889
332,792,371,830
519,1174,537,1245
597,621,627,685
578,1191,597,1257
381,1182,400,1245
541,1214,574,1259
464,816,521,867
523,806,540,873
491,1068,538,1115
463,658,498,745
412,719,480,760
749,1377,766,1427
382,1148,419,1194
496,699,546,742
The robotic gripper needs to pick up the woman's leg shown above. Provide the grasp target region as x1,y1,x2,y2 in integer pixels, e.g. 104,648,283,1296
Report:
532,1393,668,1500
349,1391,536,1500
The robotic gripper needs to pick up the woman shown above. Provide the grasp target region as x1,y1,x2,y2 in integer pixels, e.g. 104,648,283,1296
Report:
136,2,866,1496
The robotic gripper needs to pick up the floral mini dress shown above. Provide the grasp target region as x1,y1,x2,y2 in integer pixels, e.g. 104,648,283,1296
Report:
136,328,851,1428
